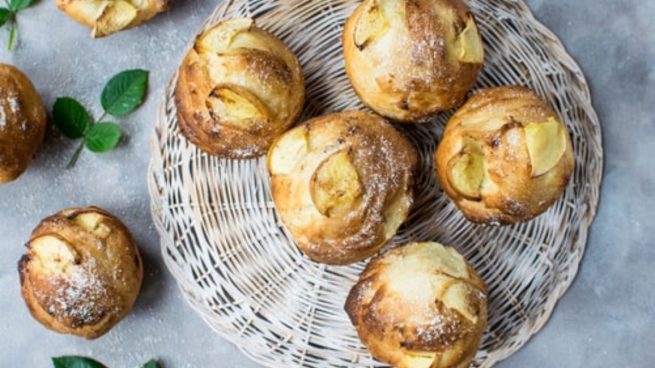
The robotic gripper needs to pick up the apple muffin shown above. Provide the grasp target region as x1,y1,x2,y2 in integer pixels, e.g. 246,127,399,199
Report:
56,0,170,38
343,0,484,122
176,18,305,159
435,86,575,224
267,111,418,265
346,241,488,368
0,64,47,184
19,207,143,339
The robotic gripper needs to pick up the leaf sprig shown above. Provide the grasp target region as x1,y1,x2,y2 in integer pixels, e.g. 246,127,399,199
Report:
0,0,34,50
52,356,160,368
53,69,149,168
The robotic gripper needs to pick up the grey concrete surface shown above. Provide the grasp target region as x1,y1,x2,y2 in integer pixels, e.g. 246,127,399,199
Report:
0,0,652,367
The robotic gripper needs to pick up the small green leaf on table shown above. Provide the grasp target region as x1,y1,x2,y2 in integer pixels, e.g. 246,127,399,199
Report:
101,69,149,117
0,8,11,27
53,97,91,139
7,0,33,12
141,359,160,368
85,122,122,153
52,356,107,368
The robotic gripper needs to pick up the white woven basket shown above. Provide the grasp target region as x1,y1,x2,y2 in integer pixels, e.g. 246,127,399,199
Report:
147,0,603,367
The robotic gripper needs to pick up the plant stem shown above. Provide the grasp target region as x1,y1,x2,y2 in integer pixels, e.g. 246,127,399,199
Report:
96,112,107,123
7,17,16,50
65,111,107,169
66,139,85,169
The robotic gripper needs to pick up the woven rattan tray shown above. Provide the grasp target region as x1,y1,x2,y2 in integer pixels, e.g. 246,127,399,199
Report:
147,0,603,366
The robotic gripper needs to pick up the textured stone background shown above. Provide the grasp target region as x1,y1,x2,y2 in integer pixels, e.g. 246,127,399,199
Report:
0,0,652,367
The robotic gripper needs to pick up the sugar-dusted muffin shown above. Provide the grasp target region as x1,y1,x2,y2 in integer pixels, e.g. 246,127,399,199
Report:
343,0,484,122
435,86,575,224
176,18,305,159
267,111,418,265
19,207,143,339
346,242,488,368
0,63,46,184
56,0,170,38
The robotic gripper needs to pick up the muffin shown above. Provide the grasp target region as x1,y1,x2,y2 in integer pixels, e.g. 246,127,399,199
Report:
267,111,418,265
346,241,488,368
18,207,143,339
435,86,575,224
0,64,47,184
56,0,170,38
343,0,484,122
176,18,305,159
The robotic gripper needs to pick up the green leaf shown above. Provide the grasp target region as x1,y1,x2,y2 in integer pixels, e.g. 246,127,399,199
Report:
0,8,10,27
141,359,160,368
53,97,91,139
8,0,32,11
52,356,107,368
101,69,149,117
84,122,122,153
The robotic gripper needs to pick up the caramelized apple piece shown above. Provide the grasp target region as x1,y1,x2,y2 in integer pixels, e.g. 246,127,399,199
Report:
206,85,269,129
197,18,254,53
403,354,436,368
74,212,112,239
454,16,484,63
442,282,478,323
448,142,485,200
311,151,362,217
354,1,389,50
525,117,567,177
382,191,410,239
31,236,80,274
95,1,138,38
268,127,308,175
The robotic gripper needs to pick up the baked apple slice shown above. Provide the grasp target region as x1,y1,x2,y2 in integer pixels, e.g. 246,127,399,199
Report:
454,15,484,64
197,18,254,54
447,141,485,200
311,150,362,217
524,117,567,177
354,1,389,50
206,85,270,130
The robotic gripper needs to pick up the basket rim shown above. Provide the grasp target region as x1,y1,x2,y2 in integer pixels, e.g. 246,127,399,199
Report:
146,0,604,366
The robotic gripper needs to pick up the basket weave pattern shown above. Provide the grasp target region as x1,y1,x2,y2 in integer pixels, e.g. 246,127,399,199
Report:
148,1,603,367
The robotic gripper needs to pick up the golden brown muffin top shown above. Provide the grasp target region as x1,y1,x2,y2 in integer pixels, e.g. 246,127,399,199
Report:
343,0,484,121
267,111,418,264
56,0,170,38
19,207,143,339
0,63,46,184
436,86,575,224
176,18,305,158
346,242,488,368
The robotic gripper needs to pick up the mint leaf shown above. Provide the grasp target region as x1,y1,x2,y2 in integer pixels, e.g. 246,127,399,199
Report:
0,8,10,27
141,359,160,368
84,122,122,153
8,0,32,11
53,97,90,139
101,69,149,117
52,356,107,368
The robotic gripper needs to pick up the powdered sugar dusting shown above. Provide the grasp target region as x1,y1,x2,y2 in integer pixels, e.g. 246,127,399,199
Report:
0,105,6,129
8,95,19,113
38,258,111,327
